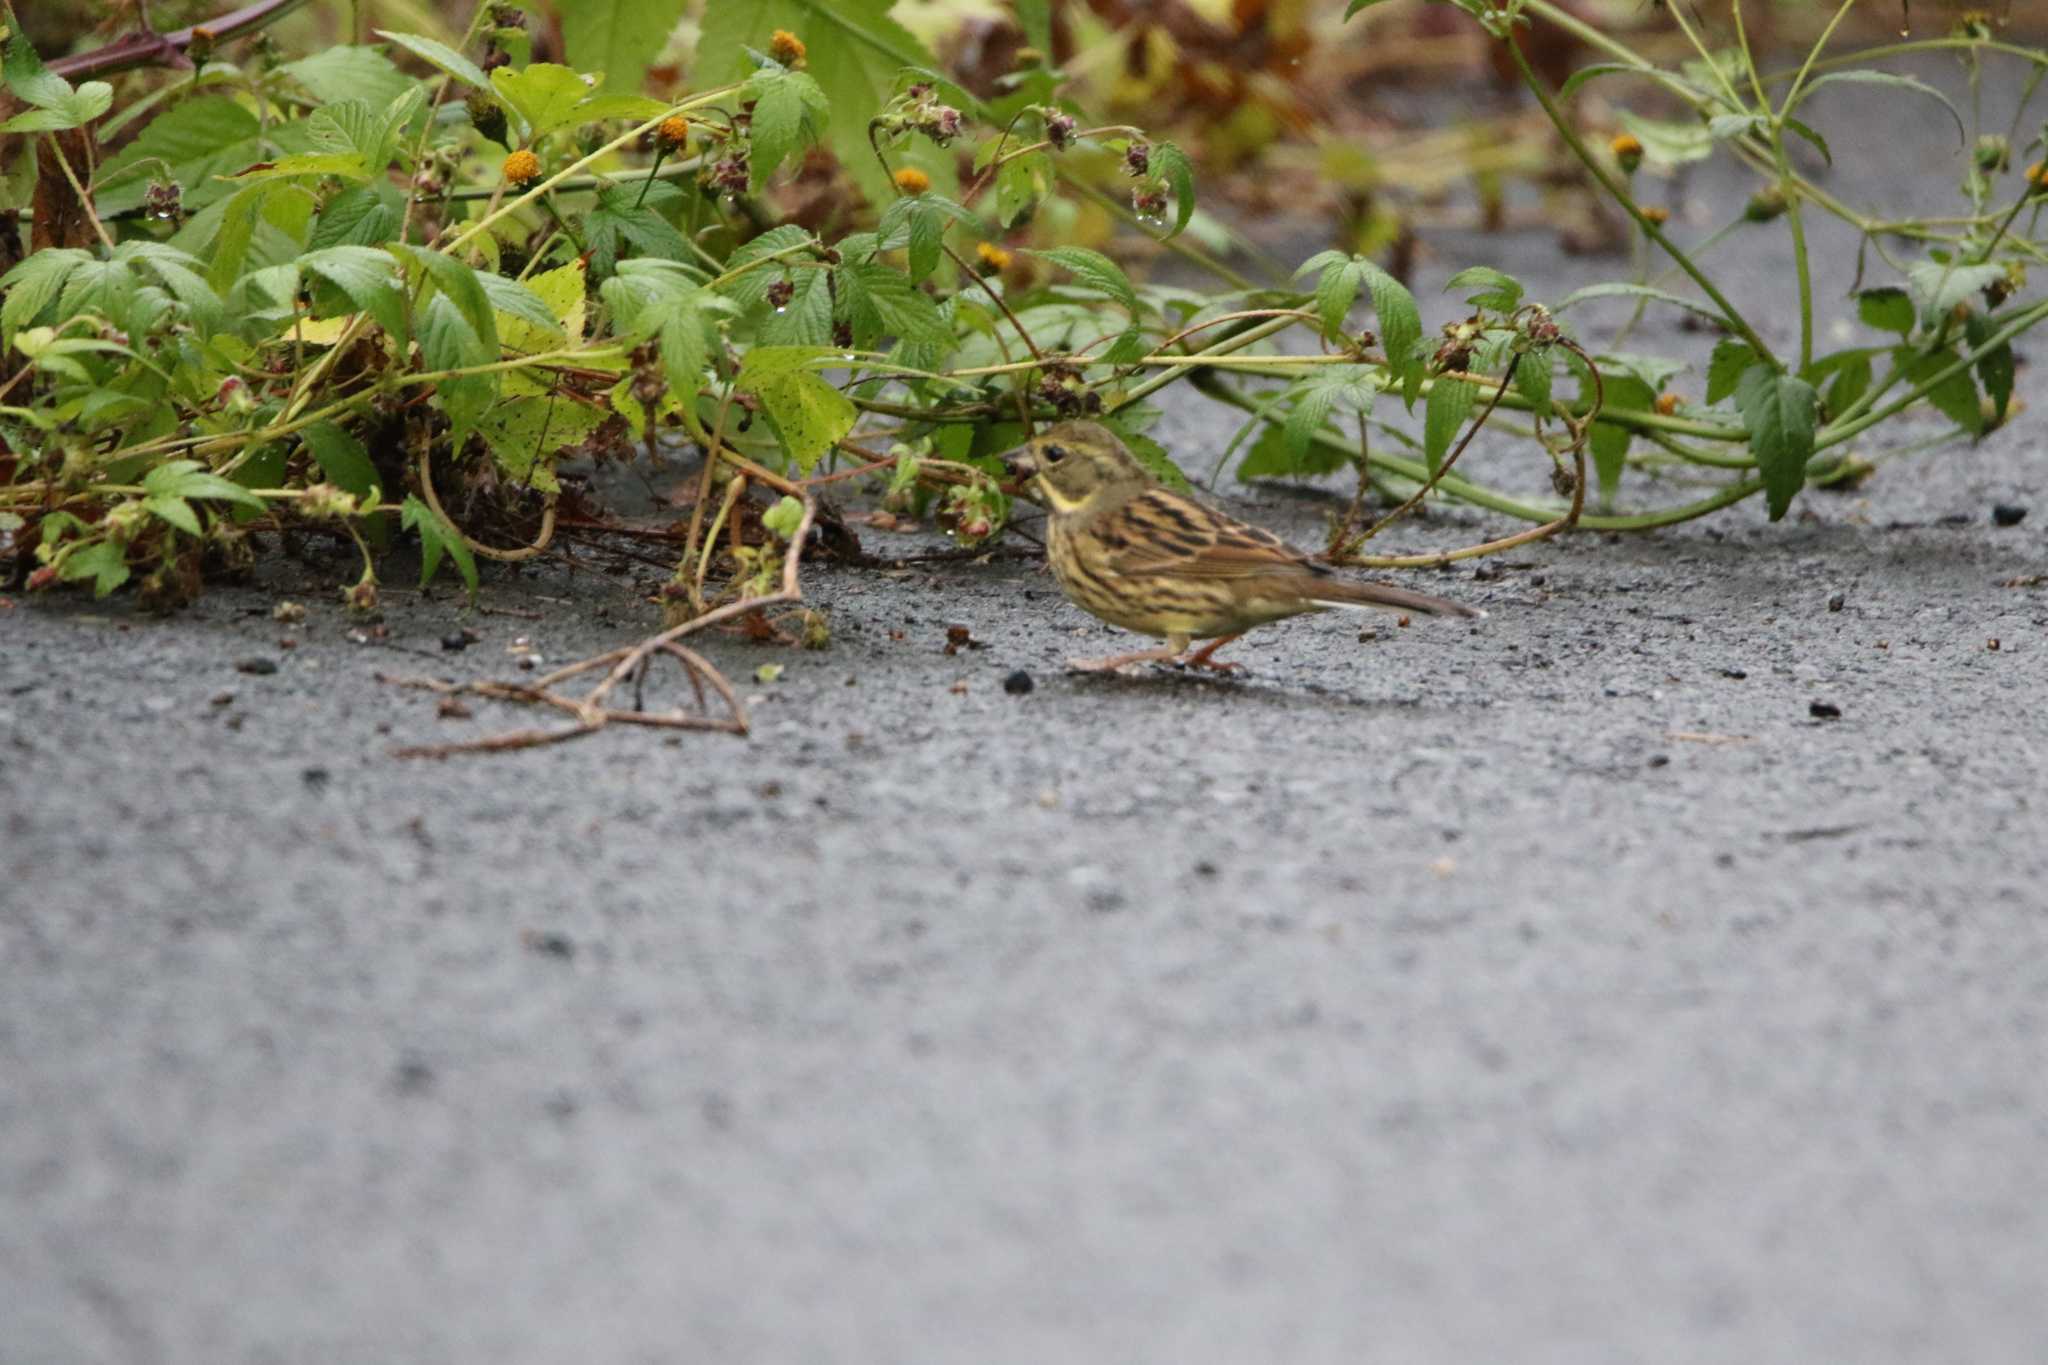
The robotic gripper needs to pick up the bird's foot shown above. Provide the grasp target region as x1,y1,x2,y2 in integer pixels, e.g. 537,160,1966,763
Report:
1066,646,1183,674
1180,635,1245,673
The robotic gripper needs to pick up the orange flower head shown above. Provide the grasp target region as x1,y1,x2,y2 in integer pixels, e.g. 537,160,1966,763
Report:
1655,392,1681,416
502,149,541,186
656,116,691,151
893,166,932,195
1610,133,1644,174
975,241,1013,274
1640,204,1671,226
770,29,807,67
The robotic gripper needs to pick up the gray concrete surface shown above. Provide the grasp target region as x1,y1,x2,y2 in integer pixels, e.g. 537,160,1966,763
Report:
5,53,2048,1365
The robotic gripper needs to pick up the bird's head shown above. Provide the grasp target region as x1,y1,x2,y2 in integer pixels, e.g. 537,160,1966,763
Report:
1000,421,1151,515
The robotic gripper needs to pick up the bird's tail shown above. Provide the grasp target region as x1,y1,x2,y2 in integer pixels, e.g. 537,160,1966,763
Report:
1304,577,1485,619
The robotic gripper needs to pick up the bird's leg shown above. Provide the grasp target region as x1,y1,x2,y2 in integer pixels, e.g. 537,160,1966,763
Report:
1182,634,1245,673
1067,633,1190,674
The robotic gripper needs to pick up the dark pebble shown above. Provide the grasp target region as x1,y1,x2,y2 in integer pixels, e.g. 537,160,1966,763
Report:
234,657,278,675
1993,504,2028,527
1810,701,1842,720
1826,592,1845,612
1721,668,1748,680
1003,669,1034,696
1647,754,1670,768
524,930,575,959
441,632,471,651
302,767,331,789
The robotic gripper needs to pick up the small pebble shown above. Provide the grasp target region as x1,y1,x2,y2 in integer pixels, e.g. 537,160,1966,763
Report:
1992,504,2028,527
441,632,471,652
210,691,235,707
1826,592,1845,613
1809,701,1842,720
523,929,575,959
1647,754,1670,768
1003,669,1034,696
1721,667,1748,680
235,657,278,675
302,766,331,788
272,601,306,624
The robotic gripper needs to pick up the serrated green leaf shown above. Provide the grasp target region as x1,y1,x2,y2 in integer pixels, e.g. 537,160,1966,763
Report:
93,96,266,217
1589,374,1655,501
376,30,493,91
142,459,268,511
400,493,478,598
1150,140,1196,238
298,245,407,338
301,421,380,497
491,63,592,139
1515,349,1554,414
281,45,412,109
1029,246,1138,315
840,261,948,348
1424,377,1477,475
559,0,686,94
1445,266,1524,312
144,495,202,537
737,346,857,471
1906,261,2005,329
1734,365,1816,520
1706,338,1759,404
0,81,111,132
1856,287,1915,336
3,16,72,110
749,68,829,187
0,247,91,349
476,272,562,342
1900,346,1983,436
59,541,130,598
584,181,691,275
1557,280,1724,325
1966,315,2014,425
698,0,953,204
479,393,608,492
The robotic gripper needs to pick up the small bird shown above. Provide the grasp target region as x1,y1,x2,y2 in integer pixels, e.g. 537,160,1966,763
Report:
1002,420,1483,673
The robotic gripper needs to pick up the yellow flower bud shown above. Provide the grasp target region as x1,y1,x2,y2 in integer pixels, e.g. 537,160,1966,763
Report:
502,149,541,186
893,166,932,195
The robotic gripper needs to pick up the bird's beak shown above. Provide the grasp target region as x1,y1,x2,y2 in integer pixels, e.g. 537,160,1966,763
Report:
1000,444,1039,478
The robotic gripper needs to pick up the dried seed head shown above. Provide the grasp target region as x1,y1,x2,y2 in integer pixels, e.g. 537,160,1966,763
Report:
1045,111,1077,150
1123,141,1151,178
1640,204,1670,226
466,93,508,146
1743,186,1788,222
1655,392,1680,416
770,29,807,67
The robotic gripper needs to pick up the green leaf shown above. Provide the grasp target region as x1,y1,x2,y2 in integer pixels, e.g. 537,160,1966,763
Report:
476,272,563,340
0,247,91,349
301,421,380,497
1446,266,1524,313
1589,374,1655,501
400,494,479,599
1342,0,1396,19
298,246,407,339
1734,365,1817,520
1706,338,1759,405
1282,366,1378,465
142,459,268,511
281,45,413,109
59,541,131,598
376,30,493,91
1304,255,1419,394
144,495,202,537
698,0,953,203
558,0,686,93
1810,348,1873,416
1781,116,1832,166
1967,315,2014,425
1514,349,1553,415
1617,110,1713,166
1856,286,1915,336
1794,69,1964,146
737,346,857,471
0,81,111,133
1028,246,1138,315
749,68,829,187
1424,377,1476,475
93,96,265,216
309,183,402,250
1150,140,1196,238
478,393,608,492
584,181,691,275
840,261,949,348
995,150,1050,228
1906,260,2006,329
1013,0,1053,53
491,63,593,139
3,15,72,109
1900,346,1983,436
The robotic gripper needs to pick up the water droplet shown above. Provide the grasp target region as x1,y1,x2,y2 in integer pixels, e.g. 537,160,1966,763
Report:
773,304,788,314
1136,210,1165,229
840,353,857,363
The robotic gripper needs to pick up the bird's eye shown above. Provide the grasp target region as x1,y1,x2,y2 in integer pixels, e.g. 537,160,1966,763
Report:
1043,443,1067,463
